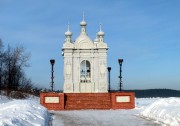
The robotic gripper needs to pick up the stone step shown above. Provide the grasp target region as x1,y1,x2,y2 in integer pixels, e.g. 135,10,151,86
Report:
65,104,111,107
65,105,111,110
66,97,111,101
66,100,111,104
66,98,111,102
65,93,111,100
64,93,112,110
65,93,110,97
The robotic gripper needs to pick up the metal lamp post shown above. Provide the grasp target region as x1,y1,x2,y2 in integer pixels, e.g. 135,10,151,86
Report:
107,67,111,92
50,59,55,91
0,79,1,95
118,59,123,91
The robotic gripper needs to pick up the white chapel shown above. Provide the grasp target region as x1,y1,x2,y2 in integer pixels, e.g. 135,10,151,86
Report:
62,17,108,93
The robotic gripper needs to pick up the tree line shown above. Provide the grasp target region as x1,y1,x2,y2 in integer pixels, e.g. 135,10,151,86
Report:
111,89,180,98
129,89,180,98
0,39,41,97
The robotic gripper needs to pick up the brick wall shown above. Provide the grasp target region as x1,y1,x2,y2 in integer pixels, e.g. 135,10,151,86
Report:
40,92,64,110
111,92,135,109
40,92,135,110
65,93,111,110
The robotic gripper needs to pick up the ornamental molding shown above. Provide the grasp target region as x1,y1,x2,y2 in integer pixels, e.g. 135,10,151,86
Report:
63,42,74,49
74,34,94,49
97,42,108,49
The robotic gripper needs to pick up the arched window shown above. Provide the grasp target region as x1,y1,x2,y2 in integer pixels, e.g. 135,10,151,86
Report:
80,60,91,83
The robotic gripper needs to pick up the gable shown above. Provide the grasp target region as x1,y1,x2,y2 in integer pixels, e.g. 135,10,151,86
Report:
74,34,94,49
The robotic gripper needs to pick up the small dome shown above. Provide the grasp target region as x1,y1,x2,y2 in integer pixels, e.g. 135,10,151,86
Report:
94,35,99,42
97,30,104,36
65,23,72,36
94,38,99,42
65,30,72,36
97,24,105,36
80,20,87,26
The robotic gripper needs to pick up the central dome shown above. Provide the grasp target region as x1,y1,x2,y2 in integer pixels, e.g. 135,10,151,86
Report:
65,30,72,36
80,20,87,26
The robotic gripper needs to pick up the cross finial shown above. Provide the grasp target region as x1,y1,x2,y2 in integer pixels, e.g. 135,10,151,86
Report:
100,23,102,31
65,22,72,36
67,22,70,31
83,12,85,21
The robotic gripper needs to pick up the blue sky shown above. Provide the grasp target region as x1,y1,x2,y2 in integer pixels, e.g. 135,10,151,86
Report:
0,0,180,90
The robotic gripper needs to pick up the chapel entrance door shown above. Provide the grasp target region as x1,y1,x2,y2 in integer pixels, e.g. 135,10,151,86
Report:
80,60,92,92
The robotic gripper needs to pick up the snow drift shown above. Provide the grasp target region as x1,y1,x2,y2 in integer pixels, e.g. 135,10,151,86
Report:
140,97,180,126
0,96,49,126
1,95,180,126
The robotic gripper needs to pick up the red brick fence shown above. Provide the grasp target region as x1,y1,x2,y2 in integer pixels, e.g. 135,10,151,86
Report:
40,92,135,110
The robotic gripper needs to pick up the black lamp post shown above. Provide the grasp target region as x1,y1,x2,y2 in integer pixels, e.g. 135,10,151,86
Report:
0,76,1,95
107,67,111,92
0,75,1,94
118,59,123,91
50,59,55,91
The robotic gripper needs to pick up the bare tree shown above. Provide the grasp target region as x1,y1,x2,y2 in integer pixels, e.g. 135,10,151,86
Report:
19,76,33,92
2,44,31,93
12,45,30,90
0,39,4,93
0,40,42,98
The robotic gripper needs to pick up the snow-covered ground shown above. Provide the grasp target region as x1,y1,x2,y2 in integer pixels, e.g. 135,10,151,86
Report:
51,97,180,126
51,109,161,126
140,97,180,126
0,94,180,126
0,95,50,126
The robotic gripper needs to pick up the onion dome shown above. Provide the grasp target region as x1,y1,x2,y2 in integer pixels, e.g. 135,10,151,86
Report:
65,30,72,36
97,30,104,36
80,12,87,26
94,37,99,42
97,24,105,36
65,24,72,36
94,33,99,43
80,20,87,26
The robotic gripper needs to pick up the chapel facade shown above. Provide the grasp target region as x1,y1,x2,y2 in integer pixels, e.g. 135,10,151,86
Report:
62,18,108,93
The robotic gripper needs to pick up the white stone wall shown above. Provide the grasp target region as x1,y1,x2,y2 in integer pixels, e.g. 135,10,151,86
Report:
63,47,108,93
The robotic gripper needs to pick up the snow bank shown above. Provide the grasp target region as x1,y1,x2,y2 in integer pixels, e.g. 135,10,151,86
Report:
135,98,161,109
0,95,11,104
0,97,49,126
140,97,180,126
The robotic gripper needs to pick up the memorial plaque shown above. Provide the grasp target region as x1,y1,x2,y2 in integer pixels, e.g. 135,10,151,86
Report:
45,97,59,103
116,96,130,103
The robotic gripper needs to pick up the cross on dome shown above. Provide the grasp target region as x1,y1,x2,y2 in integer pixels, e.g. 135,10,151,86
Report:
100,23,102,31
65,22,72,36
80,12,87,26
98,23,105,36
83,12,85,21
67,22,70,31
80,12,87,34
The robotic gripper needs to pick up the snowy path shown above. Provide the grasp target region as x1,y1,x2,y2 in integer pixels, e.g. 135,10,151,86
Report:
50,109,161,126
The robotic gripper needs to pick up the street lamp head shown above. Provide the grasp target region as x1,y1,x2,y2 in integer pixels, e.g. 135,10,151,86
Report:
50,59,55,65
118,59,123,64
107,67,111,71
